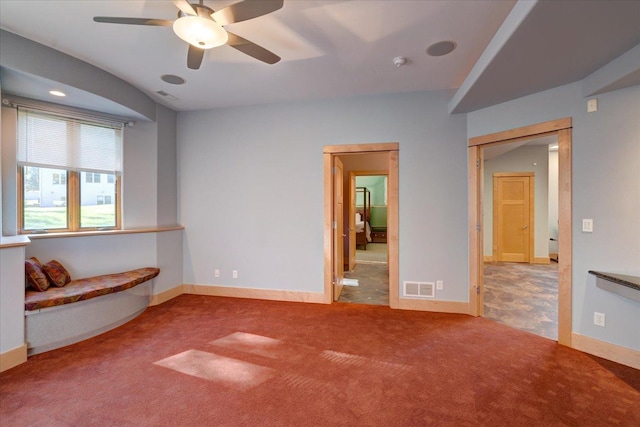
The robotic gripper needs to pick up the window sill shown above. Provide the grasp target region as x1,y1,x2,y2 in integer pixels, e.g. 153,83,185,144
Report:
25,225,184,240
0,235,31,249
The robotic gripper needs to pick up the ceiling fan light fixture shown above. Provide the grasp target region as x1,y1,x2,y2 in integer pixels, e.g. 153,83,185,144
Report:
173,16,228,49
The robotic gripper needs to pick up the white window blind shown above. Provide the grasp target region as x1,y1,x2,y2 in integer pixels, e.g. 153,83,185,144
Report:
17,108,123,174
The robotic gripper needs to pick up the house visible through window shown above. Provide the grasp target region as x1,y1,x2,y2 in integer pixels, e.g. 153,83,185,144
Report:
17,107,123,232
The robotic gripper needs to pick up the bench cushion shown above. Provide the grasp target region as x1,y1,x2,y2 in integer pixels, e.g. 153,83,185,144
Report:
25,267,160,311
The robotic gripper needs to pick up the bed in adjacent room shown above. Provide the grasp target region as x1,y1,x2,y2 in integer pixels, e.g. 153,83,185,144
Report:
355,187,372,250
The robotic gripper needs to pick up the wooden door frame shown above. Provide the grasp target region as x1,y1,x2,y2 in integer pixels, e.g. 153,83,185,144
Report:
468,118,572,346
333,157,344,301
493,172,535,263
323,143,399,307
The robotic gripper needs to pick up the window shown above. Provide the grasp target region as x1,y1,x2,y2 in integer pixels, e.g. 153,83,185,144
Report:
52,173,67,186
17,108,123,232
85,172,101,183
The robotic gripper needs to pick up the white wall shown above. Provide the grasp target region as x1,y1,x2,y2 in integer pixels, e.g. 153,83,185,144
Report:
468,81,640,350
483,144,549,259
26,234,157,278
178,90,470,301
122,119,158,229
0,245,26,354
156,105,178,227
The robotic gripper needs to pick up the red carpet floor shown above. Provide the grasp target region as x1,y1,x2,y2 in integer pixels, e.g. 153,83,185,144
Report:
1,295,639,426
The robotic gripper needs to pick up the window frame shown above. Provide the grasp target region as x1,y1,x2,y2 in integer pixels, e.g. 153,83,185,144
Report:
18,168,122,234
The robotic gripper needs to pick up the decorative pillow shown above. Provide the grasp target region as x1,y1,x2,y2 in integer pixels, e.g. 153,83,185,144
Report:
42,260,71,287
25,258,50,292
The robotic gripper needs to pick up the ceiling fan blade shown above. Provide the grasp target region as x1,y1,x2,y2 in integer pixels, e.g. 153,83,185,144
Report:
173,0,197,16
212,0,284,26
93,17,173,26
187,44,205,70
226,32,280,64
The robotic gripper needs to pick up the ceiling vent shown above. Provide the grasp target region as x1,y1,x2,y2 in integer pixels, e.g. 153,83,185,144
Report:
155,90,179,101
403,281,435,298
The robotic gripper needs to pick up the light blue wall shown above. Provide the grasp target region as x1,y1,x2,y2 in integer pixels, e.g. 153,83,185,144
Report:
468,82,640,350
178,90,469,301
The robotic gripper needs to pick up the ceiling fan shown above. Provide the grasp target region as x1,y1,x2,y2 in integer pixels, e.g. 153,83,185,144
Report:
93,0,283,70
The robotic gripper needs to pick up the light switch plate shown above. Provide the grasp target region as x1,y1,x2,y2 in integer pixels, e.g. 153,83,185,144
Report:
587,98,598,112
582,219,593,232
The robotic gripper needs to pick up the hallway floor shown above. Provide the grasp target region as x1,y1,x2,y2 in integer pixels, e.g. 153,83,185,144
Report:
484,261,558,340
339,263,389,305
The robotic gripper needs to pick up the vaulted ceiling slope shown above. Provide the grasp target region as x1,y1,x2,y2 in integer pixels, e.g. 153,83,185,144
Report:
0,0,638,118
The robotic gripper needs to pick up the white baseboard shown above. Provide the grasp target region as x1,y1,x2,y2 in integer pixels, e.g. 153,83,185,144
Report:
0,343,27,372
572,332,640,370
184,284,326,304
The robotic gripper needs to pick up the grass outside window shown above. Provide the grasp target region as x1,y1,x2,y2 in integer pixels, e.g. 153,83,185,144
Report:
19,167,121,234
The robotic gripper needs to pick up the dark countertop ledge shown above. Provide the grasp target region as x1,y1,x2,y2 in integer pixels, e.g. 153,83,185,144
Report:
588,271,640,291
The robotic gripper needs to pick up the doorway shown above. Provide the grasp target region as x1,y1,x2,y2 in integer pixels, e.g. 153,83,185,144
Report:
323,143,399,308
341,172,389,305
483,138,559,340
468,118,572,346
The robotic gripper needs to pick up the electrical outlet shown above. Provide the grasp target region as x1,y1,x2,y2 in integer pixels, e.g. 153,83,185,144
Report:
214,269,220,278
594,312,605,327
232,270,238,279
436,280,443,291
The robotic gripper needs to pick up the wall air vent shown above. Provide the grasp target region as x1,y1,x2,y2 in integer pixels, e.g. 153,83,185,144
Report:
155,90,180,101
403,281,435,298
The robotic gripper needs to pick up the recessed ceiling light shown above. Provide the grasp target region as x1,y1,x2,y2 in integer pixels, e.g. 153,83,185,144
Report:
49,90,66,97
426,41,457,57
161,74,186,85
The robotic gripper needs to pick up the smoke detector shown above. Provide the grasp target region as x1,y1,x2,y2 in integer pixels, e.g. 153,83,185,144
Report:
393,56,407,67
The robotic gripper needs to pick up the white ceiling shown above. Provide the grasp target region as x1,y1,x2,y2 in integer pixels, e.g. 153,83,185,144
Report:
0,0,638,115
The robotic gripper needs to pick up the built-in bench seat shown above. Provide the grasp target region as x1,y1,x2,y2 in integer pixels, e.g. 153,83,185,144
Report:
25,267,160,355
25,267,160,311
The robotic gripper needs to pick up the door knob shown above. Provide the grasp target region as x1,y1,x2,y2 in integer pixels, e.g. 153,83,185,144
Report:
522,225,529,230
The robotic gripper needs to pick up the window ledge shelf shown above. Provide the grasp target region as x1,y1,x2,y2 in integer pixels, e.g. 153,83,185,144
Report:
589,270,640,303
0,235,31,249
25,225,184,240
